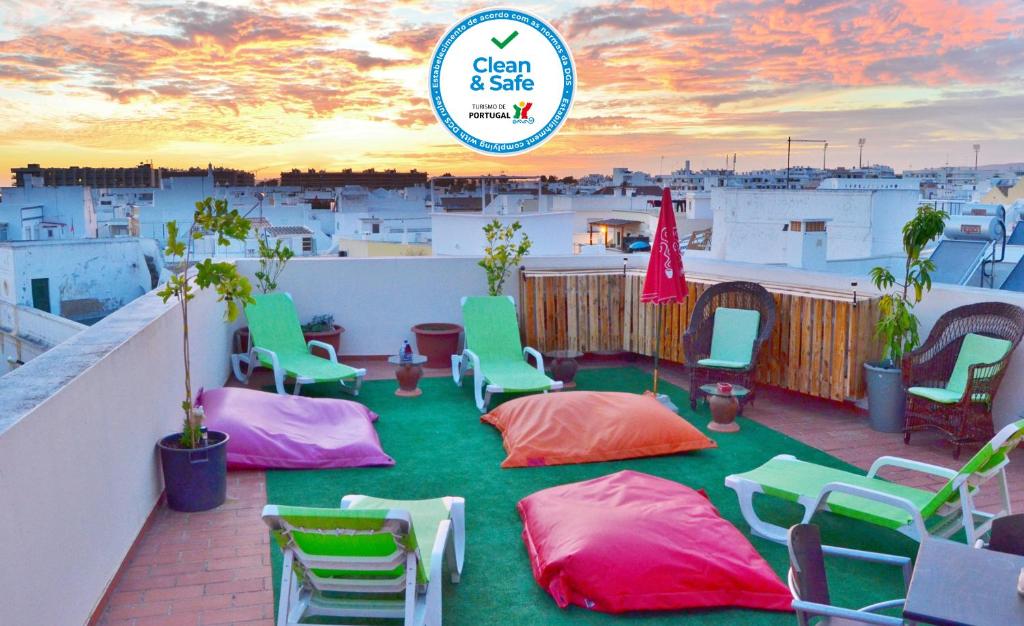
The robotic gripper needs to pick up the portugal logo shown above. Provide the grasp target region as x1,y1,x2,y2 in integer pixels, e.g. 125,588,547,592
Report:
429,8,575,156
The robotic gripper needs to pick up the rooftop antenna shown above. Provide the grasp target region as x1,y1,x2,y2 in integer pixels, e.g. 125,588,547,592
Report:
732,153,736,172
973,143,981,171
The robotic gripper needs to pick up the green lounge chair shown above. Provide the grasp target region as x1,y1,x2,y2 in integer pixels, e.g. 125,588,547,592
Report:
725,419,1024,545
452,296,562,412
263,495,465,626
232,293,365,396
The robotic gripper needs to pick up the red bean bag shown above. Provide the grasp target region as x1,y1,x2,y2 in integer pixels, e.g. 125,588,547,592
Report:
518,470,793,614
481,391,715,468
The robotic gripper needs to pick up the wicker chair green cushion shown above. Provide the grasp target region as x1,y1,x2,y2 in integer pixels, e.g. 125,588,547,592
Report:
700,307,760,369
908,333,1011,404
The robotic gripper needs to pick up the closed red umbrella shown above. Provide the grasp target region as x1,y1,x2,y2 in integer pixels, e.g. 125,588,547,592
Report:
641,187,688,396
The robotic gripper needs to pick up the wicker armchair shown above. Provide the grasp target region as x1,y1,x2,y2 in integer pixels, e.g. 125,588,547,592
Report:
684,281,776,410
903,301,1024,459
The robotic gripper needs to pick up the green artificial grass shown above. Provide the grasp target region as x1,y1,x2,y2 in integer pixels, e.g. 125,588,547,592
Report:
265,367,919,624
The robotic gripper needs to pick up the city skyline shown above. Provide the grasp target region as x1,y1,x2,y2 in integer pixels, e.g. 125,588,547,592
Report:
0,0,1022,179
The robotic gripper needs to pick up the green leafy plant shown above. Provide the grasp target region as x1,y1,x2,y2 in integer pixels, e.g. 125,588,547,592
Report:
479,219,531,296
254,238,294,294
301,314,335,333
869,204,948,366
157,197,254,448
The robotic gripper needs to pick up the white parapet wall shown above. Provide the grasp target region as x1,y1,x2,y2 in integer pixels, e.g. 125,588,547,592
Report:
0,286,232,626
0,301,86,367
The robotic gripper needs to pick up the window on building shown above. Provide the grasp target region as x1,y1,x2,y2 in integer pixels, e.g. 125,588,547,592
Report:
301,237,313,253
31,278,50,313
371,223,381,234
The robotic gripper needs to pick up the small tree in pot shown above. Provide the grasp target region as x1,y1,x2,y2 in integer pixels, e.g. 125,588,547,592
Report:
480,219,531,296
864,204,947,432
254,238,294,294
156,197,254,512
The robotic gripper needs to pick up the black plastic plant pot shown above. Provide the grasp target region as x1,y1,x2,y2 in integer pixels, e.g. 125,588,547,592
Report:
157,431,229,512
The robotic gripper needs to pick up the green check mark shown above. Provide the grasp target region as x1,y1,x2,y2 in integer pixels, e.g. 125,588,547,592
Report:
491,30,519,49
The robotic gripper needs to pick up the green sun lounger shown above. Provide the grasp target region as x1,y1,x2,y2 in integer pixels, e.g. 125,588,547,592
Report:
231,293,365,396
263,495,465,626
452,295,563,412
725,419,1024,545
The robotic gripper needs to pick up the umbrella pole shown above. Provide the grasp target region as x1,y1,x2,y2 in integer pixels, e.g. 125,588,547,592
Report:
653,305,661,395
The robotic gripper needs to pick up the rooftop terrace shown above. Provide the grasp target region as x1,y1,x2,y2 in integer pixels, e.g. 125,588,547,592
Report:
3,255,1024,625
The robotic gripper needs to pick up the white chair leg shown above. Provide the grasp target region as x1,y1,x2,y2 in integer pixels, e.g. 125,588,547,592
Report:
451,354,463,385
732,480,789,543
278,550,295,626
291,381,302,396
448,497,465,580
404,552,417,626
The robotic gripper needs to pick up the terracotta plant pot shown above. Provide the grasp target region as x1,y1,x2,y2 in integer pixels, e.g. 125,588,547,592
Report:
235,325,345,360
412,322,463,368
304,325,345,359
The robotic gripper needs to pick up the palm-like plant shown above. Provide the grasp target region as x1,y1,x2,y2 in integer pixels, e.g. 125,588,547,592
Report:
869,205,948,366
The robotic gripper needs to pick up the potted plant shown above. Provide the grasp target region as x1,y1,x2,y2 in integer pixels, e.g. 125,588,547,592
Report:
235,238,295,353
479,219,532,296
865,204,947,432
156,197,254,512
411,322,463,368
302,313,345,358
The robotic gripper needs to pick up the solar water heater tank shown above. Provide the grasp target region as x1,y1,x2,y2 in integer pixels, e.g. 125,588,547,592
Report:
943,215,1005,242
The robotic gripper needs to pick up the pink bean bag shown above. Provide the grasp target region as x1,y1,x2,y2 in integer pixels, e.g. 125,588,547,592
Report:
518,470,793,614
196,387,394,469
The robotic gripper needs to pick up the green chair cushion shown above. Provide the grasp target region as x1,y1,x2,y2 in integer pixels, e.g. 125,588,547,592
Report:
696,358,750,370
263,351,361,382
732,457,936,529
345,496,453,580
483,362,557,392
245,293,308,356
907,386,990,405
708,307,760,367
463,296,524,363
946,333,1012,396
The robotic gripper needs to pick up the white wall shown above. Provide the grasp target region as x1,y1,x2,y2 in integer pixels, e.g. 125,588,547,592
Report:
711,188,919,263
431,212,574,256
0,286,232,626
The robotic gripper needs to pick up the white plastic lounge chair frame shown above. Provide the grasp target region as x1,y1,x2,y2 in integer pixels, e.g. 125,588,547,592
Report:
232,341,365,396
267,496,465,626
451,296,562,412
726,420,1022,545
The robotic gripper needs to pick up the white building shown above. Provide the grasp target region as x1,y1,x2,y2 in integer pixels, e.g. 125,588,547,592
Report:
0,238,160,324
710,187,920,265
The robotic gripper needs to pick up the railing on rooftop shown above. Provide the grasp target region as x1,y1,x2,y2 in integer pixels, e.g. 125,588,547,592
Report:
519,269,882,402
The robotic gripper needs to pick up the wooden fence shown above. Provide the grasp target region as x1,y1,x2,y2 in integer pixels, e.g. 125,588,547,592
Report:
518,269,882,402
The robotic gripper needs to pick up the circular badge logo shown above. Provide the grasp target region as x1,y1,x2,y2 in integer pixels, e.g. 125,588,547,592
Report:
429,8,575,157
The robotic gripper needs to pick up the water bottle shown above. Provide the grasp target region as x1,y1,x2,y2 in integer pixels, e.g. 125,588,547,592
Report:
401,340,412,363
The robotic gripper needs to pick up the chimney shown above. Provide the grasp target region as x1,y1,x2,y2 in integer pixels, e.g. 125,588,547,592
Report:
786,218,831,271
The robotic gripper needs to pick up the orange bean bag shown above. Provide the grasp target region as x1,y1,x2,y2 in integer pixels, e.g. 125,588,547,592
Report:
481,391,716,468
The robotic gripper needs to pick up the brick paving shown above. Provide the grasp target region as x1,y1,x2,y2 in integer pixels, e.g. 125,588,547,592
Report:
95,357,1024,625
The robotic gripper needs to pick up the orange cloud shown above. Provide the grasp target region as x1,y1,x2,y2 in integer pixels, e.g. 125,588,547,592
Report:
0,0,1021,179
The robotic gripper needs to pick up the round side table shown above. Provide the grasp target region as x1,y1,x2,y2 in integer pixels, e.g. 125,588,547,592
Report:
545,350,583,388
388,355,428,397
699,383,750,433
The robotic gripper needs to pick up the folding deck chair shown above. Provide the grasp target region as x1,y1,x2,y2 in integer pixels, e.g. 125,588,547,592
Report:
232,293,365,396
452,295,562,412
725,419,1024,545
263,495,465,626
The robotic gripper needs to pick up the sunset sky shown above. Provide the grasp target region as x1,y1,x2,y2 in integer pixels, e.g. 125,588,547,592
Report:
0,0,1022,180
